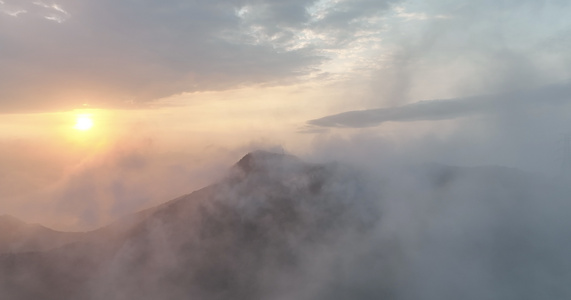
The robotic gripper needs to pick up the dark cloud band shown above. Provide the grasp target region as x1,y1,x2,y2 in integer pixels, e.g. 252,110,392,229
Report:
308,83,571,128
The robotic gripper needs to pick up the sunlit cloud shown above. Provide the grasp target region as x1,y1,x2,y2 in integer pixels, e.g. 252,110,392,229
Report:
33,1,70,22
0,0,27,17
0,0,69,21
393,5,451,21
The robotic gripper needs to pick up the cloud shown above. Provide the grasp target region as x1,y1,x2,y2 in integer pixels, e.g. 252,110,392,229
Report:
2,0,570,114
0,0,70,21
347,0,571,110
308,82,571,128
0,0,399,113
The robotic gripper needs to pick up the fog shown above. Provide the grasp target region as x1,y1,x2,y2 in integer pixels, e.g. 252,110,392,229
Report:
2,148,570,299
2,0,571,298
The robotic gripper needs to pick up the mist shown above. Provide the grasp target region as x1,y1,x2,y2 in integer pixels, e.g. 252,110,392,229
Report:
2,146,571,299
2,0,571,298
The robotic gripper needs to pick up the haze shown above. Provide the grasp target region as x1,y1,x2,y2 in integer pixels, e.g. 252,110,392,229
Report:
1,1,570,298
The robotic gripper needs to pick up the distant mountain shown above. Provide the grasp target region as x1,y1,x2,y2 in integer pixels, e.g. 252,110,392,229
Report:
1,151,570,300
0,215,83,254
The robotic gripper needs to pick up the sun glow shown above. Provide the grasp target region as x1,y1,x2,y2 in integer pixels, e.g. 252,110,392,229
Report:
74,114,93,131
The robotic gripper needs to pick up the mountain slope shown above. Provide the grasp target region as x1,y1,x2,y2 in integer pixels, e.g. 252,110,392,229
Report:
0,151,382,299
1,151,570,300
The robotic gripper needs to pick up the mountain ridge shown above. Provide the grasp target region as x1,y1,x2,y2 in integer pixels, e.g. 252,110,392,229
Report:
2,151,570,300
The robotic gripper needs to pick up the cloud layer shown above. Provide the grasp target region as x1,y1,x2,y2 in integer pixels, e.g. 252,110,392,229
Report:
3,0,570,113
0,0,397,112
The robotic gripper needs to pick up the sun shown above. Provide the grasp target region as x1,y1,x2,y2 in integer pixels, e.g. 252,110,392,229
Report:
74,114,94,131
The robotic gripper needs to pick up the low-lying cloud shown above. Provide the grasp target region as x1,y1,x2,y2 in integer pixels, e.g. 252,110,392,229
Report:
2,150,571,299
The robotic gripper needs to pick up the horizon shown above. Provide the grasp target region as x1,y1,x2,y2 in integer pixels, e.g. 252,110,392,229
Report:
0,148,565,234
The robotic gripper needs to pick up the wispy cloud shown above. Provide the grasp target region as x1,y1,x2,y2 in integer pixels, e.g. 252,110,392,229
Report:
393,5,451,21
0,0,69,21
0,0,27,17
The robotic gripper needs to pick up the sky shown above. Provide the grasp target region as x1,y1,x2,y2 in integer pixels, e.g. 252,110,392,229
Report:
1,0,571,231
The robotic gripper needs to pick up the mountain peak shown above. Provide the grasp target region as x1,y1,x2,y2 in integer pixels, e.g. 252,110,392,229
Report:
234,150,302,174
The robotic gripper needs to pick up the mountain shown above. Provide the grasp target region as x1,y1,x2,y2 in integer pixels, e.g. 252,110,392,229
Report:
0,215,83,254
1,151,570,300
0,151,381,300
